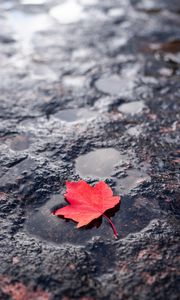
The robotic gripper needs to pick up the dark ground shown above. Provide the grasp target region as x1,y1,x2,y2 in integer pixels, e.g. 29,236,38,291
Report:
0,0,180,299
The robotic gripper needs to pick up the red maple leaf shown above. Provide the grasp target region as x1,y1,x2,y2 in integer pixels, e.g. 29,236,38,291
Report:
54,180,120,238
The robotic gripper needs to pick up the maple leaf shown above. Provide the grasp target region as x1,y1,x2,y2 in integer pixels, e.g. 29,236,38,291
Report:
54,180,120,238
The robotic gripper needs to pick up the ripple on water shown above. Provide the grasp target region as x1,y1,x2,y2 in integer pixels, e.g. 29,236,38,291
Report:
53,108,97,123
75,148,127,178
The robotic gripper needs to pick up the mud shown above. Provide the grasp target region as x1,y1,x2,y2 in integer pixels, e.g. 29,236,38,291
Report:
0,0,179,299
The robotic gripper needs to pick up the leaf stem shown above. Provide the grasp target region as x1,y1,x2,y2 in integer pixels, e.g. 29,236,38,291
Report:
102,214,118,239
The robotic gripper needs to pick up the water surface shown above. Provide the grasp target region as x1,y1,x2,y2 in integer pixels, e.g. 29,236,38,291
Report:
118,101,146,115
95,75,135,97
75,148,127,178
25,190,160,245
116,168,151,195
54,108,97,123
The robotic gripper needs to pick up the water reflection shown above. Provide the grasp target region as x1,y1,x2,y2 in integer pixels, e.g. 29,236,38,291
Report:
8,10,52,53
95,75,135,97
53,108,97,123
75,148,127,178
116,168,151,195
50,0,84,24
118,101,146,115
26,194,120,245
25,191,160,245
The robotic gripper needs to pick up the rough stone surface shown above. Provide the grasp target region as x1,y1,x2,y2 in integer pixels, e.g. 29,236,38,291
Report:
0,0,179,299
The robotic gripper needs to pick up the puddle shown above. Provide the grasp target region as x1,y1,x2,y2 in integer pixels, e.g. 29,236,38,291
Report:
95,75,135,97
118,101,146,115
9,135,31,151
25,188,160,245
50,0,84,24
0,158,35,187
115,168,151,195
25,156,157,246
25,194,120,245
75,148,127,178
113,194,160,238
53,108,97,123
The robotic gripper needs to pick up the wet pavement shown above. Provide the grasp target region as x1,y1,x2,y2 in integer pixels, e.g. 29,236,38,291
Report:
0,0,180,299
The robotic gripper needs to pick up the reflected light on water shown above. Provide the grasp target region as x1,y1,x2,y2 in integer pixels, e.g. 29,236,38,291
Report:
8,10,52,54
50,0,84,24
21,0,47,4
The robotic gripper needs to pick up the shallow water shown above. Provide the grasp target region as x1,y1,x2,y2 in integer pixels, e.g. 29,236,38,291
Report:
53,108,97,123
75,148,127,178
118,101,146,115
25,189,160,245
115,168,151,195
95,75,135,97
25,150,157,246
